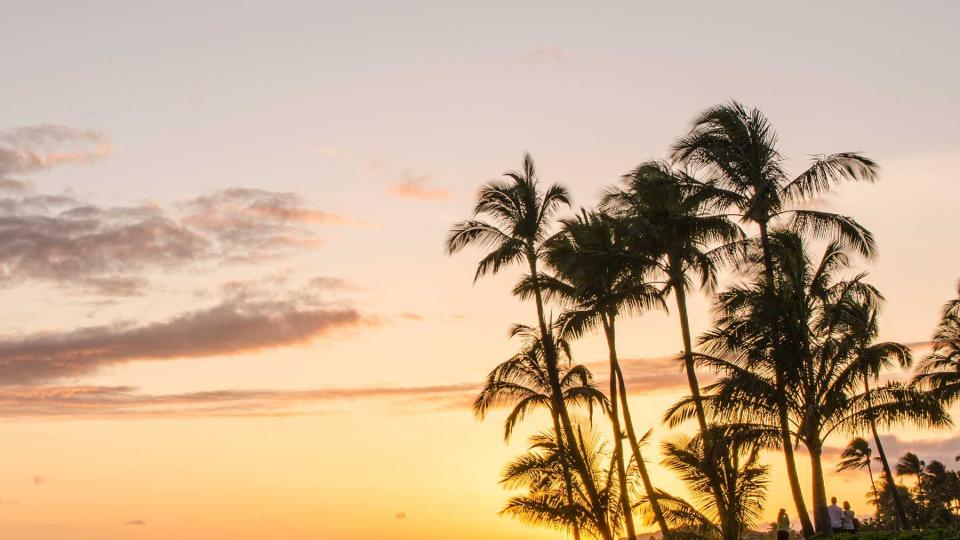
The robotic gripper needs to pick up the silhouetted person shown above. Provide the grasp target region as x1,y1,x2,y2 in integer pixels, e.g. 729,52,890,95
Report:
828,497,844,533
776,508,790,540
842,501,856,533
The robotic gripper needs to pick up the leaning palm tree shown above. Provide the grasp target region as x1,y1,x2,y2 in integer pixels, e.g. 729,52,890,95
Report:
446,154,611,539
526,210,669,538
601,161,743,534
501,426,628,540
914,282,960,405
672,101,879,537
837,437,879,504
851,307,913,528
640,427,769,540
475,323,607,540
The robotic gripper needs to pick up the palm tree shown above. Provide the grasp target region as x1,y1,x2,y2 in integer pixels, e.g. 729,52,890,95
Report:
672,101,880,538
601,161,743,534
527,210,669,538
684,231,949,535
446,154,611,539
851,307,913,529
896,452,927,510
501,426,629,540
837,437,879,504
474,322,607,540
641,427,769,540
914,282,960,405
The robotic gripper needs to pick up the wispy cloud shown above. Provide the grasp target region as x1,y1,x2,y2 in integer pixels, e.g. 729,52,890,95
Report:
387,170,450,201
0,382,477,419
0,288,373,386
524,46,565,61
0,353,700,420
124,520,147,526
0,125,111,179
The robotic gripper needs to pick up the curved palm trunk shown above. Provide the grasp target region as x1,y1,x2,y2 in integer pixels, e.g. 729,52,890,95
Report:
602,316,637,540
611,359,670,536
670,268,732,537
528,254,612,540
759,223,815,537
864,377,908,529
809,443,833,536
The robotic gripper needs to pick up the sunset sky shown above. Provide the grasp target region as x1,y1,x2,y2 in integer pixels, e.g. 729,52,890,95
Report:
1,1,959,539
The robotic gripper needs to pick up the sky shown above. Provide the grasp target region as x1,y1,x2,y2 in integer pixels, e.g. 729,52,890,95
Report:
0,1,958,538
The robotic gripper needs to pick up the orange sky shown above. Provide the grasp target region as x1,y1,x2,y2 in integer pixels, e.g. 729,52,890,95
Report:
0,1,958,538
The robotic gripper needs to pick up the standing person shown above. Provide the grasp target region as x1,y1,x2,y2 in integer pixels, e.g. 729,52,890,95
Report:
776,508,791,540
842,501,857,534
828,497,844,534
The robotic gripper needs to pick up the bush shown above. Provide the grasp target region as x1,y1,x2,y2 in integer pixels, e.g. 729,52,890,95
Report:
814,530,960,540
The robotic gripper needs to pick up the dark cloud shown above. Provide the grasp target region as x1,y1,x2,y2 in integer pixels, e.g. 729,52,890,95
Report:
873,434,960,466
387,171,450,201
0,291,373,386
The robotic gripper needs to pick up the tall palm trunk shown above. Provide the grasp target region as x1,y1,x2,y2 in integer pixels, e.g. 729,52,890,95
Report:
528,253,612,540
602,316,637,540
551,411,582,540
866,461,879,509
864,377,908,529
809,443,832,535
759,222,815,537
670,263,732,537
611,358,670,536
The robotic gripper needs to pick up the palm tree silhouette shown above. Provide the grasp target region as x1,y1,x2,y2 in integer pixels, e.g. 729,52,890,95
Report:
914,282,960,405
672,102,880,537
446,153,612,540
644,427,768,540
837,438,879,504
850,306,913,529
475,323,606,540
601,161,743,535
528,210,669,538
685,231,948,535
501,426,629,540
896,452,927,511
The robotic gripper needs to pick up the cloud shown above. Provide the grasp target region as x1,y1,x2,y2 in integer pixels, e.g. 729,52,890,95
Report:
124,520,147,526
873,434,960,466
0,125,110,178
0,352,700,420
394,512,407,520
387,171,450,201
0,185,354,294
0,382,478,419
0,290,373,386
32,475,45,485
524,46,565,61
602,355,710,394
0,499,18,506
